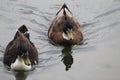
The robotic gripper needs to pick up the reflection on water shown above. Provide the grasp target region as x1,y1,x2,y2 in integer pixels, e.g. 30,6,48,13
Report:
15,72,27,80
61,46,73,71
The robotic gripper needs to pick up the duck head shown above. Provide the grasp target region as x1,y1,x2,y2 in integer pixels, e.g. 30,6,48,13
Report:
63,21,74,40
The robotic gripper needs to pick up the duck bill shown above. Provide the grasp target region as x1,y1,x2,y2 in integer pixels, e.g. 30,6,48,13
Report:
66,29,73,40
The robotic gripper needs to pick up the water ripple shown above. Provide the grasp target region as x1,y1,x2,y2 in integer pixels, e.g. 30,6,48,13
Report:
95,7,120,19
17,4,38,11
0,0,120,79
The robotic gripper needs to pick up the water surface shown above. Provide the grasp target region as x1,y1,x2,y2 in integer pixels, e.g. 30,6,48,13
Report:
0,0,120,80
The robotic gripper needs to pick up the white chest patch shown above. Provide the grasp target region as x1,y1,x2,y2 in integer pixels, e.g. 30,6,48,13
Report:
10,57,32,71
62,32,70,40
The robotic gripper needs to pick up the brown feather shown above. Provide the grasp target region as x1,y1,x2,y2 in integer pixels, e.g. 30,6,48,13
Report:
3,26,38,66
48,4,83,45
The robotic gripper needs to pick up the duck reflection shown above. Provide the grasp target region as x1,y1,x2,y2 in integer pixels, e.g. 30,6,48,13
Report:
15,72,27,80
61,46,73,71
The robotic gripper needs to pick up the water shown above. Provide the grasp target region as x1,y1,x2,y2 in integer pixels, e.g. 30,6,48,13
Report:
0,0,120,80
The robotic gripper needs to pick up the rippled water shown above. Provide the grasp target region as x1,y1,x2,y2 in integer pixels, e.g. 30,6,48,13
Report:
0,0,120,80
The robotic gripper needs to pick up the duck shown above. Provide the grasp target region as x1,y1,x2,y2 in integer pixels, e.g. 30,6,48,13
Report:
48,4,83,45
3,25,38,71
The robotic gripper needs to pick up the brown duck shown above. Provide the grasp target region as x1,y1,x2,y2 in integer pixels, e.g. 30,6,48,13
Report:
3,25,38,71
48,4,83,45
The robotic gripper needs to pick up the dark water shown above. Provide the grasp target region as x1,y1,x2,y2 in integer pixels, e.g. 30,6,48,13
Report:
0,0,120,80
